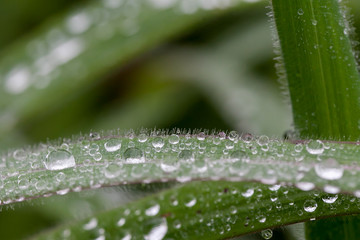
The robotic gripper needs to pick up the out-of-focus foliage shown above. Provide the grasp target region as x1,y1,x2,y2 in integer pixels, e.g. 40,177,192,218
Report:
0,0,359,239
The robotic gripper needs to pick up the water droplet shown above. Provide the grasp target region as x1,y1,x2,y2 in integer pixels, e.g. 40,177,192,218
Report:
138,133,148,142
13,149,27,161
185,197,197,207
298,8,304,15
261,229,273,239
104,139,122,152
104,163,122,178
83,218,98,230
169,134,180,145
145,204,160,216
322,194,338,204
312,19,318,26
124,147,144,164
152,137,165,148
178,150,193,162
229,131,239,141
197,132,206,141
306,140,325,155
257,135,269,146
242,189,254,198
296,182,315,191
304,199,317,212
315,158,343,180
144,218,168,240
45,150,76,170
117,218,126,227
160,158,179,173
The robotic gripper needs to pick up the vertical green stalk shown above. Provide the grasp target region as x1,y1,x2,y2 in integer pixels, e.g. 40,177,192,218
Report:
272,0,360,239
272,0,360,141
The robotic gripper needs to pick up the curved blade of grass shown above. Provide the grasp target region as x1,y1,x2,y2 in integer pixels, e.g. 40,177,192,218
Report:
33,181,360,239
271,0,360,140
1,130,360,205
0,0,260,141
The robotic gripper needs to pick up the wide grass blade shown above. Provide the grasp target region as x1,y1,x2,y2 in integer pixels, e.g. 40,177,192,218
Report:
271,0,360,140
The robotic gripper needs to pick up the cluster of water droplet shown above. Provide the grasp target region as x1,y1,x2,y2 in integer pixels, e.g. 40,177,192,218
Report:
42,180,360,240
0,128,360,206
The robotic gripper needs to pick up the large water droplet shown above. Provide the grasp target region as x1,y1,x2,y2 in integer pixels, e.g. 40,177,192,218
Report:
298,8,304,15
45,150,76,170
104,139,122,152
306,140,325,155
315,158,343,180
304,199,317,212
124,147,144,164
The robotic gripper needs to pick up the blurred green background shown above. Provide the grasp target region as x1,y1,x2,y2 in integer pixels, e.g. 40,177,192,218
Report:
0,0,359,239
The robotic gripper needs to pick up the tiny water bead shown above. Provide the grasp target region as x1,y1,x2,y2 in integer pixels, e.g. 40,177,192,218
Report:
169,134,180,145
315,158,344,180
152,137,165,148
44,149,76,170
104,163,122,178
304,199,318,213
145,204,160,216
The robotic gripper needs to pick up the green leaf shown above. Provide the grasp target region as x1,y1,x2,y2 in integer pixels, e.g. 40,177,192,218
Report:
271,0,360,140
0,130,359,238
33,181,360,239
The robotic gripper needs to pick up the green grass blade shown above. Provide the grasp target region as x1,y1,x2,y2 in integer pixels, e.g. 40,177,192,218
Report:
33,181,360,239
1,130,360,205
271,0,360,140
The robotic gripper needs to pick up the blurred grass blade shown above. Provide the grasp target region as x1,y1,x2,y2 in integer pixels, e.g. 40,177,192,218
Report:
33,181,360,239
305,215,360,240
0,0,259,140
271,0,360,140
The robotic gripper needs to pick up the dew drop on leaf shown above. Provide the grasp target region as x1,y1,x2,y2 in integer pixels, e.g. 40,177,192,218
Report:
298,8,304,15
152,137,165,148
169,134,180,144
45,149,76,170
242,188,254,198
306,140,325,155
178,150,193,162
261,229,273,239
145,204,160,216
315,158,343,180
304,199,318,212
144,218,168,240
104,138,122,152
124,147,144,164
104,163,122,178
117,218,126,227
322,194,338,204
83,218,98,230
